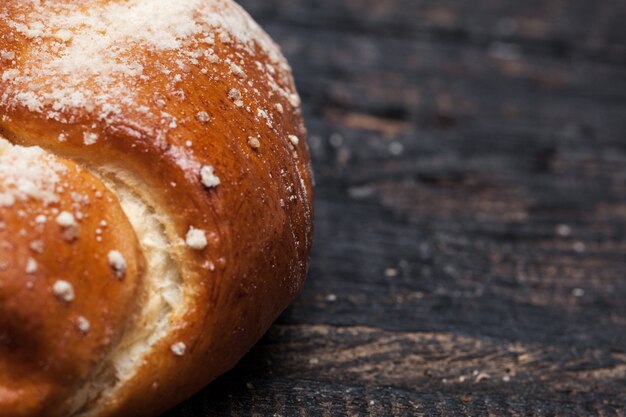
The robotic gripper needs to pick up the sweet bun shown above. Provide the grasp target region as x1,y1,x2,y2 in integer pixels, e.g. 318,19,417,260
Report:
0,1,313,415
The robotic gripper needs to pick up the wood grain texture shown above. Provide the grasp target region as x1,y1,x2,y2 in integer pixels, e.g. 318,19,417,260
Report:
166,0,626,415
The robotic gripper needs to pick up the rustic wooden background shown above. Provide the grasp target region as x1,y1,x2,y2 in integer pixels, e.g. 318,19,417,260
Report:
167,0,626,415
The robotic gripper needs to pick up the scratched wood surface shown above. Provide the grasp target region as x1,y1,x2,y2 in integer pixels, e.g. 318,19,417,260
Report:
166,0,626,415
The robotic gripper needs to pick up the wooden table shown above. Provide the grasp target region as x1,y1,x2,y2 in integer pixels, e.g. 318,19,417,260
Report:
167,0,626,415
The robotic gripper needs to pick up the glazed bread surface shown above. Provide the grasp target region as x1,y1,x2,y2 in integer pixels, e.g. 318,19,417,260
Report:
0,1,313,416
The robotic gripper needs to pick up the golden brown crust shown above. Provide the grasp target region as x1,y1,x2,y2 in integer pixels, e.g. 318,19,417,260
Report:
0,1,313,416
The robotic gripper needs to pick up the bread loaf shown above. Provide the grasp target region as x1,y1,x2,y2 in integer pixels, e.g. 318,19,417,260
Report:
0,1,313,415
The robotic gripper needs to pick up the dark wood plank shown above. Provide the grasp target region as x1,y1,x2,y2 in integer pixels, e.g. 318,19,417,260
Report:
166,0,626,415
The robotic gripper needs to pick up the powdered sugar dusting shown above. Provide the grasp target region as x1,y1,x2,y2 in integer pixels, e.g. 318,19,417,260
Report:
0,137,67,207
1,0,289,122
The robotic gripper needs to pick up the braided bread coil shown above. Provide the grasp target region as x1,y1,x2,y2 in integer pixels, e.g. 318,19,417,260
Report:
0,1,313,416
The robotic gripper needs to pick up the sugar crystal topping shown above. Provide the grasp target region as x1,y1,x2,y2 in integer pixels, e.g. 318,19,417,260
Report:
0,137,67,207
